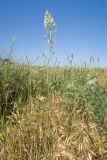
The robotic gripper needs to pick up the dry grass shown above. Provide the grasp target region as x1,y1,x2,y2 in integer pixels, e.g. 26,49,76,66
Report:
0,95,107,160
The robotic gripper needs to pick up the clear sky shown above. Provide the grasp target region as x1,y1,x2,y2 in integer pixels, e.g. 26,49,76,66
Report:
0,0,107,66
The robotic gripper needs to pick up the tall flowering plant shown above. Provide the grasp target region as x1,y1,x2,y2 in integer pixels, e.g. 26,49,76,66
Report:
44,10,57,64
44,10,57,125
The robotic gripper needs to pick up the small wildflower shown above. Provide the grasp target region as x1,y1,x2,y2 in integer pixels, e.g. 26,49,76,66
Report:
87,79,96,85
37,95,46,102
66,82,76,91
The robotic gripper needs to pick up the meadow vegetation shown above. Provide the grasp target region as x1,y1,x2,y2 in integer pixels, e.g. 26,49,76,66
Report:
0,10,107,160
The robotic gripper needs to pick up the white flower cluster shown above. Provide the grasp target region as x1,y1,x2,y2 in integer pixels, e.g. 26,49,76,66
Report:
87,79,96,85
44,10,56,30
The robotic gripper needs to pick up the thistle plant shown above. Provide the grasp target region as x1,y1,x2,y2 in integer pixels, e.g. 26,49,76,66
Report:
44,10,57,64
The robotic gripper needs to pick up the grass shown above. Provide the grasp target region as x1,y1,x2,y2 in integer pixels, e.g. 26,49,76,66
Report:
0,56,107,159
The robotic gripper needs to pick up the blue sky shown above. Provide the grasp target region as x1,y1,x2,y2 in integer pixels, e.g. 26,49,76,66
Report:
0,0,107,66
